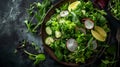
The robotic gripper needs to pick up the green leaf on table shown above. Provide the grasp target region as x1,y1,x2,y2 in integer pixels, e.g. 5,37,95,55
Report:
35,54,46,61
29,55,35,60
34,54,45,65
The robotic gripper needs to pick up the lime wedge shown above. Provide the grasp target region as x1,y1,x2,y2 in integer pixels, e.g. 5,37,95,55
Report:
68,1,81,11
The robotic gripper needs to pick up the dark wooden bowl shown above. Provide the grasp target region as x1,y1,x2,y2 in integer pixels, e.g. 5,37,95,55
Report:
41,0,106,66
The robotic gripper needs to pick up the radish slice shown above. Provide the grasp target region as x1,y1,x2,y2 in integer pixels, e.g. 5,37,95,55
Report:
82,18,94,29
66,38,78,52
60,10,69,17
92,40,98,50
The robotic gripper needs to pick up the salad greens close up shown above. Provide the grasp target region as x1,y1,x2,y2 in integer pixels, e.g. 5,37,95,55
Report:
108,0,120,19
44,0,109,63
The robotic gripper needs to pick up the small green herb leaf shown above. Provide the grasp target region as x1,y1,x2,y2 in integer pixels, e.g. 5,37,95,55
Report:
35,54,46,61
101,60,110,64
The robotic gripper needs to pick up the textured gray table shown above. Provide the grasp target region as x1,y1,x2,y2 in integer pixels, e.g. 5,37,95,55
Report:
0,0,66,67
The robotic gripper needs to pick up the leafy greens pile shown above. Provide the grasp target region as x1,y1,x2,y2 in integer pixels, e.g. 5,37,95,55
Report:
45,0,109,63
108,0,120,19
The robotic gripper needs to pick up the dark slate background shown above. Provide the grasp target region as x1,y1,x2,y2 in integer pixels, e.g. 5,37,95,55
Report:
0,0,68,67
0,0,116,67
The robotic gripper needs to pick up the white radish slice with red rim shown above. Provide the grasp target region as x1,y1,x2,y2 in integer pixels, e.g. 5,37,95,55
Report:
66,38,78,52
82,18,94,29
60,10,69,17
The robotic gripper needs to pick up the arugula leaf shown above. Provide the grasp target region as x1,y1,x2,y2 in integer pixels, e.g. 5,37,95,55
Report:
24,50,46,65
34,54,46,65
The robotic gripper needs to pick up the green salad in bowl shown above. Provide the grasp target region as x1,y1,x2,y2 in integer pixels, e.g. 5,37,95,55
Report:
41,0,109,66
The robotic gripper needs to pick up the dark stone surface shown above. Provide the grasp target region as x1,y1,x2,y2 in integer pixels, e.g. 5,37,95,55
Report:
0,0,64,67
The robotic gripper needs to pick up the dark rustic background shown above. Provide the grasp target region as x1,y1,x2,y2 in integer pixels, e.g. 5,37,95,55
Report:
0,0,68,67
0,0,118,67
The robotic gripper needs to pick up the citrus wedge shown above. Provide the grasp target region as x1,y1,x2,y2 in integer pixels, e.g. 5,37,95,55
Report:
91,26,107,41
68,1,81,11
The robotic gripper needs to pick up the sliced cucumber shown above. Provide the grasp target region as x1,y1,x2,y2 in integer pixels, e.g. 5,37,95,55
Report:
55,30,61,38
45,37,54,45
46,27,52,35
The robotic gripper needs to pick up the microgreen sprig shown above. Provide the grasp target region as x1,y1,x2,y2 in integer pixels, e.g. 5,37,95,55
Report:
24,50,45,65
25,0,51,33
